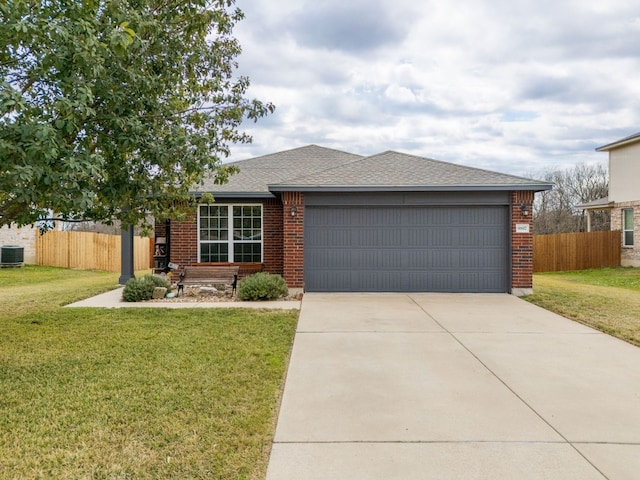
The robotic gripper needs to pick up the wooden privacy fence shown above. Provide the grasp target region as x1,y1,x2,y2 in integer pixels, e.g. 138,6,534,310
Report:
533,230,621,273
36,231,151,273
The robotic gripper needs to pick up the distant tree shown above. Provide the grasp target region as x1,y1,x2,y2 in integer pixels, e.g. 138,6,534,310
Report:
0,0,273,230
532,163,609,234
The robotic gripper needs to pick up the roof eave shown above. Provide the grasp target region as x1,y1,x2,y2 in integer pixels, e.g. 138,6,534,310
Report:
596,133,640,152
576,197,615,210
268,184,554,193
190,191,276,199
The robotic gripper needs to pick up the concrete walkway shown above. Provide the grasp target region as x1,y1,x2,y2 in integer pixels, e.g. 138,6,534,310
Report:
267,293,640,480
65,286,300,309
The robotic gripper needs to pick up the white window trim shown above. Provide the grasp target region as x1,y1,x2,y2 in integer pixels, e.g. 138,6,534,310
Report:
198,204,264,263
622,208,634,248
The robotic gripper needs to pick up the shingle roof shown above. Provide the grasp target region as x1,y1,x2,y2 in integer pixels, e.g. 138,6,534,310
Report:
197,145,552,196
270,151,551,192
196,145,362,196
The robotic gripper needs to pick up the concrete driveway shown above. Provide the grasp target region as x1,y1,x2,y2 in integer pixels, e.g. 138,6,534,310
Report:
266,293,640,480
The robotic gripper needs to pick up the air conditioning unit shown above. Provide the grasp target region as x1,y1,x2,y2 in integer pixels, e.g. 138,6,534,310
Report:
1,245,25,268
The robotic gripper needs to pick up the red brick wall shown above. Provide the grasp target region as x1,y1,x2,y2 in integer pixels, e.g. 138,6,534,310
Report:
282,192,305,288
263,198,283,275
511,191,534,290
169,211,199,268
155,199,285,277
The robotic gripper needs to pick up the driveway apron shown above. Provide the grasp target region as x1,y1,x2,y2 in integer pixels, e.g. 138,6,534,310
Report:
266,293,640,480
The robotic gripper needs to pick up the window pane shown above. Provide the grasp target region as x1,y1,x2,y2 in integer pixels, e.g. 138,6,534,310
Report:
253,218,261,228
200,230,209,241
624,209,634,230
200,242,228,262
252,206,261,216
233,206,241,217
625,230,634,247
233,242,261,262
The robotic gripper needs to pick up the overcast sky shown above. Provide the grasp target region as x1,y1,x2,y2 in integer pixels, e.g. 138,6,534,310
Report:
228,0,640,176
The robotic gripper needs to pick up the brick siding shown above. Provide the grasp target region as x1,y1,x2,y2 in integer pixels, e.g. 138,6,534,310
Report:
610,201,640,267
0,225,37,264
511,191,534,291
281,192,305,288
263,198,284,275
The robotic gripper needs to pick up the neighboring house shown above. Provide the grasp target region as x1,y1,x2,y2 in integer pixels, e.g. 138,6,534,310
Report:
0,224,37,264
155,145,552,295
584,132,640,267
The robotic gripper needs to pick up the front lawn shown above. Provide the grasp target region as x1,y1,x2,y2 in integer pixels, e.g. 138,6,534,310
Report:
525,267,640,346
0,266,298,479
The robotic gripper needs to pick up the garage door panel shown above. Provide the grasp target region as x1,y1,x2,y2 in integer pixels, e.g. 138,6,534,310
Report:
357,229,403,247
305,206,508,292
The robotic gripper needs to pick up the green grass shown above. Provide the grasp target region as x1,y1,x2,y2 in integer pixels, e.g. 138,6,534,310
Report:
0,266,298,479
0,266,123,316
525,267,640,347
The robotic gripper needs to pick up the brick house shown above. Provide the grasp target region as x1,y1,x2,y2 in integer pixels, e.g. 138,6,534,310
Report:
155,145,552,295
581,133,640,267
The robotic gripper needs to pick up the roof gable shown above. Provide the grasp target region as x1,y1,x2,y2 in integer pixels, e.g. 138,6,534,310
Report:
196,145,363,196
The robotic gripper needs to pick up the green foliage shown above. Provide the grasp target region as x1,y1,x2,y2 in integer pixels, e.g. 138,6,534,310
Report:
0,0,274,229
147,274,171,290
238,272,289,301
122,275,169,302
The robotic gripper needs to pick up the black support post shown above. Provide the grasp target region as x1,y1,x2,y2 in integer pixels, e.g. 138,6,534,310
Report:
119,225,135,285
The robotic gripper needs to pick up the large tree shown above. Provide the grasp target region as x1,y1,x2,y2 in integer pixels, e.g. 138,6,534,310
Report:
0,0,273,229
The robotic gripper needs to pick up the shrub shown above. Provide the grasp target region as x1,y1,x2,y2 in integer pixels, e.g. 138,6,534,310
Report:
147,274,171,290
122,275,170,302
237,272,288,301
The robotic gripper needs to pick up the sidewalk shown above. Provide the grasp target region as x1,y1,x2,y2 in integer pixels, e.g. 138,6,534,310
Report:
65,287,301,310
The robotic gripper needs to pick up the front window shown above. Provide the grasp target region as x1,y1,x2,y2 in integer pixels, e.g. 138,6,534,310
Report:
623,209,634,247
199,205,262,262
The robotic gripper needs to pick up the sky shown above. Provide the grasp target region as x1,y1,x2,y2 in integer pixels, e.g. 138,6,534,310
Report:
228,0,640,176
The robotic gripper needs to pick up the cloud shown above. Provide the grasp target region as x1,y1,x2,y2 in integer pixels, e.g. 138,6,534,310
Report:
231,0,640,175
286,1,408,53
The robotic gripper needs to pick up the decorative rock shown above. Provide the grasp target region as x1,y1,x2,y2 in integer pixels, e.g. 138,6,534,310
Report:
153,287,168,299
200,286,218,293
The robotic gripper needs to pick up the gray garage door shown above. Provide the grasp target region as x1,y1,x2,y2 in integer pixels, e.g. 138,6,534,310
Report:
304,206,509,292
